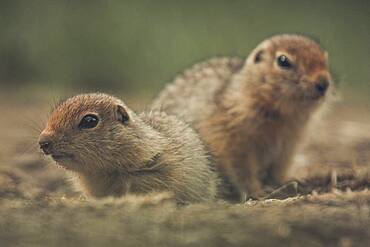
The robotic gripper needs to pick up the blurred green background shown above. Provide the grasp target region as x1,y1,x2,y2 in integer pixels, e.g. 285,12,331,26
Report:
0,0,369,100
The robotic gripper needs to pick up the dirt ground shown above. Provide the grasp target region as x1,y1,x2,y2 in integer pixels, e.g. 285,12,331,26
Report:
0,92,369,247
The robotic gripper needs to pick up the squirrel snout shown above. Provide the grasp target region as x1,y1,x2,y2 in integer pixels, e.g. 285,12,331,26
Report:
315,78,329,95
39,139,52,155
39,133,53,155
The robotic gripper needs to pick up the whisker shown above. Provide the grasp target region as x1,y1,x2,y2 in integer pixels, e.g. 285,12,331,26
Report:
17,142,40,158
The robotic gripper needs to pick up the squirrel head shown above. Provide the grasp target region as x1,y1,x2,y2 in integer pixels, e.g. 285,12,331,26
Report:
38,93,138,172
244,34,333,112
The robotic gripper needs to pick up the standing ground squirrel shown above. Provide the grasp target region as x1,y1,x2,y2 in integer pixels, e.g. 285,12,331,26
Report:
151,34,334,200
38,93,218,204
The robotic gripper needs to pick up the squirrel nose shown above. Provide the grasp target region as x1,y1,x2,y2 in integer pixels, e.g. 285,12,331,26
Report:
39,138,53,155
315,79,329,95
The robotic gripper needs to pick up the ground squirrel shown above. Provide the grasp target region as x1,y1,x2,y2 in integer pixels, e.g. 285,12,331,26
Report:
152,34,334,200
38,93,218,204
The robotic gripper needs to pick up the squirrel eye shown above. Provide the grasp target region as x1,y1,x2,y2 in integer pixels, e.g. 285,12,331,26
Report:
277,55,293,69
79,114,99,129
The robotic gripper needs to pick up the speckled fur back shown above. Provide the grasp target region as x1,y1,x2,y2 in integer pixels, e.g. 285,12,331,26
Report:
151,57,244,124
140,111,219,202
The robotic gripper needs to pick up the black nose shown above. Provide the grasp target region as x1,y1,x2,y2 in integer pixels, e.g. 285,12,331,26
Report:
315,79,329,95
39,140,52,155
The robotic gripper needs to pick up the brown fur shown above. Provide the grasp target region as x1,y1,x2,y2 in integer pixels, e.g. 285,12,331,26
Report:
39,93,218,204
152,34,334,200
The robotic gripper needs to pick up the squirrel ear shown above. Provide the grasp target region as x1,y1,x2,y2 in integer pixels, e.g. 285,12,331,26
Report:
324,51,329,63
116,105,130,124
254,50,264,63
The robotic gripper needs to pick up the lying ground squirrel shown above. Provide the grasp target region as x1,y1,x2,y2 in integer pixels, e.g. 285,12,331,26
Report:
38,93,218,204
152,34,334,200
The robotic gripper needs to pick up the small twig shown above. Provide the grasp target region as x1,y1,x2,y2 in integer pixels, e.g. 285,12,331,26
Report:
264,182,298,200
331,169,337,189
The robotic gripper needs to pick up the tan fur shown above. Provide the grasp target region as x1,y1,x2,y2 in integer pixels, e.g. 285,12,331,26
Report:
39,93,218,204
152,34,334,200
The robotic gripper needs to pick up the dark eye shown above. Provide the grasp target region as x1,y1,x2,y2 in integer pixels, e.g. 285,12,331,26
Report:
79,114,99,129
277,55,293,69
